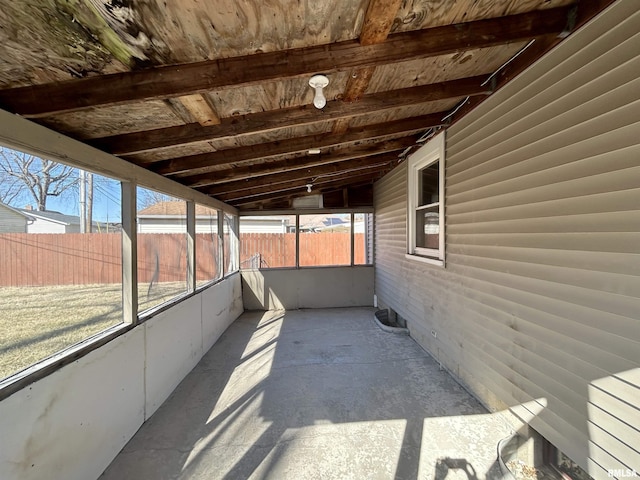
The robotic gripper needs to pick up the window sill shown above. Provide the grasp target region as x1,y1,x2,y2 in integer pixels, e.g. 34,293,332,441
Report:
405,253,444,267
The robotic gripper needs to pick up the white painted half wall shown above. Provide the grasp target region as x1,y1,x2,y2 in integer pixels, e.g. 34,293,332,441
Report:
0,274,243,480
242,266,374,310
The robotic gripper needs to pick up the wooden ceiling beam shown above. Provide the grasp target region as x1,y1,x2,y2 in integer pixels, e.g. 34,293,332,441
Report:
94,76,487,155
228,171,385,206
201,153,396,197
151,112,444,176
0,7,572,118
181,136,415,188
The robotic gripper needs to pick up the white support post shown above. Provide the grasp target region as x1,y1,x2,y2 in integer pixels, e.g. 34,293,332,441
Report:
350,212,355,267
187,201,196,292
295,215,300,268
121,182,138,324
218,212,225,277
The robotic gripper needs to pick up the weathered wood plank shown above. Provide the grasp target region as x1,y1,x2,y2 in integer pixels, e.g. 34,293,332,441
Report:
360,0,405,46
151,113,443,176
39,100,185,139
201,153,396,196
0,0,126,89
225,170,385,205
342,66,377,102
183,137,415,188
392,0,573,33
447,0,619,125
176,94,221,126
0,7,571,117
341,0,404,102
94,77,487,155
331,118,352,135
367,43,526,95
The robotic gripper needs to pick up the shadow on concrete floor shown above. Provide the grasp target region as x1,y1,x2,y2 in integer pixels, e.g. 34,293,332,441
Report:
100,307,512,480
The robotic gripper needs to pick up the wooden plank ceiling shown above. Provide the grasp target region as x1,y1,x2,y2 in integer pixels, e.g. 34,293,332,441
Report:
0,0,613,210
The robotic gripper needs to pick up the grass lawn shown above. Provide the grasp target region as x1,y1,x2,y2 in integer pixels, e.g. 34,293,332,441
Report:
0,282,188,380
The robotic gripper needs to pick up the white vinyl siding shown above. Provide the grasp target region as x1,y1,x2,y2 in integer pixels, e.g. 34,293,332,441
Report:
27,218,76,233
0,206,27,233
373,2,640,479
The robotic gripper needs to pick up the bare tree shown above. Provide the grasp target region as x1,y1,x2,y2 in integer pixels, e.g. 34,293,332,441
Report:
0,147,76,211
137,188,175,210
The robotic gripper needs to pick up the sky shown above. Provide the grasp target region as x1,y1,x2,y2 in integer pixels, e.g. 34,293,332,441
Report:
1,147,182,223
48,175,123,223
0,146,122,222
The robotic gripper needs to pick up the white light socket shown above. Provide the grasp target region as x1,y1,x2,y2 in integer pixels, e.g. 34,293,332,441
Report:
309,74,329,109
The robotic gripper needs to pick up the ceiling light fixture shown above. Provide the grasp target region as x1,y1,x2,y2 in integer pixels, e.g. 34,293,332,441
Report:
306,184,313,193
309,74,329,109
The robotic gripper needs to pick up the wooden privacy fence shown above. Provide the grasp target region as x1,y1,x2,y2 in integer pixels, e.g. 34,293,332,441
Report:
241,233,365,267
0,233,217,287
0,232,366,286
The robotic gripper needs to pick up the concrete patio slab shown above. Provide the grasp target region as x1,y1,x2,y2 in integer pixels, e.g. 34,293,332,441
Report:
100,308,513,480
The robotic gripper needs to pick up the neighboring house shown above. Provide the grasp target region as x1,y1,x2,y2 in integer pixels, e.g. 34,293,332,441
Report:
138,201,293,233
16,208,81,233
297,215,368,233
240,216,293,233
1,206,113,233
0,202,32,233
138,203,359,234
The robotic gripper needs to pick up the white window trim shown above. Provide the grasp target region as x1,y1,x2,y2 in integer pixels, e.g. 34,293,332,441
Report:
407,131,445,265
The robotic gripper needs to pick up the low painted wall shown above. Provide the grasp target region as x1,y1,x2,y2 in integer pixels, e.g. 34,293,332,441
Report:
0,274,243,480
241,266,374,310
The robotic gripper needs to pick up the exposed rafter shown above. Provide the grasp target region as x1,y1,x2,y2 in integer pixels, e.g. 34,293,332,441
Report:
93,77,489,155
230,172,383,206
180,136,415,188
0,0,614,212
0,7,571,118
150,113,443,176
199,153,396,197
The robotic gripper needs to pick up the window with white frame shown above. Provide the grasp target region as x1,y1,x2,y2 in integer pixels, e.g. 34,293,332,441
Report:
0,146,124,381
407,131,445,264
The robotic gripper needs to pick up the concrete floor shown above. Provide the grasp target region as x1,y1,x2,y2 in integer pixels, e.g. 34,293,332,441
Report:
100,308,514,480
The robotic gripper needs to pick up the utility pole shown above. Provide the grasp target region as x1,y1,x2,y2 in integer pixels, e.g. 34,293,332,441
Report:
79,169,86,233
87,172,93,233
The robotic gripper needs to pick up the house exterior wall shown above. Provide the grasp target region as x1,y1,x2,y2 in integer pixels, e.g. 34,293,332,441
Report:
0,205,27,233
373,2,639,479
138,217,186,233
26,217,76,233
